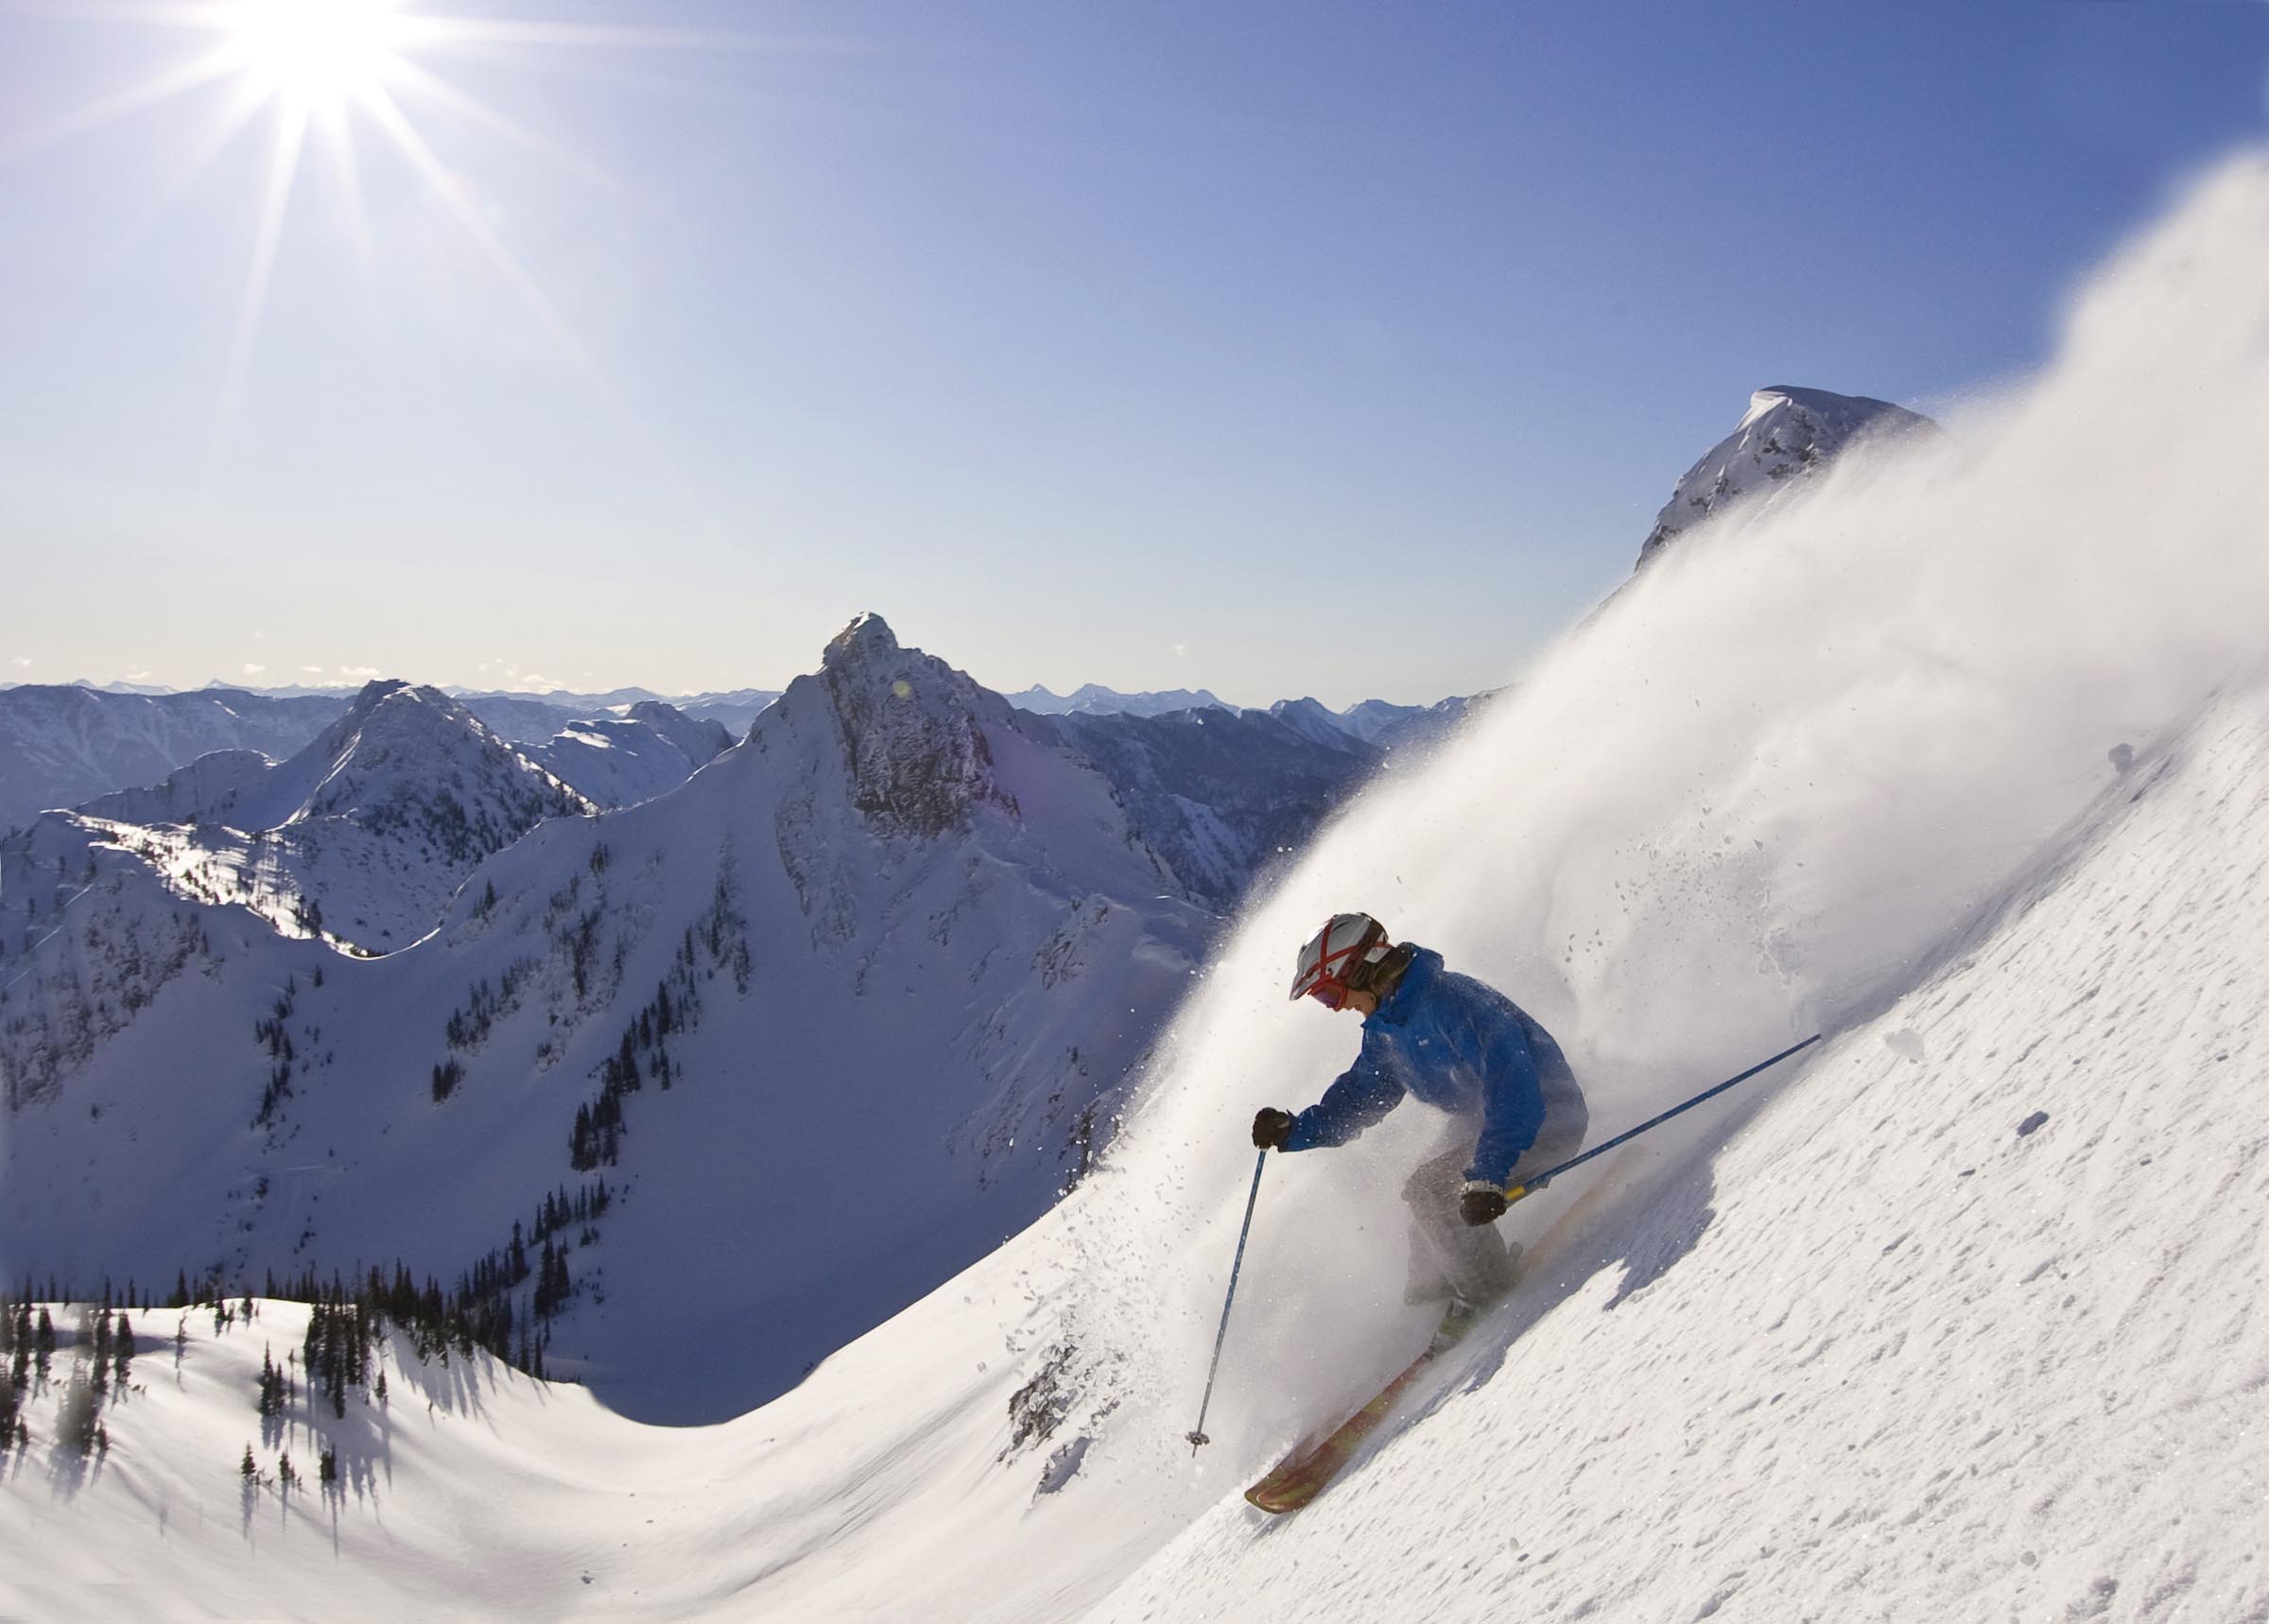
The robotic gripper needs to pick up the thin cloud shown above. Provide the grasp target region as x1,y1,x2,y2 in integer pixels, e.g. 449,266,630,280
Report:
338,665,382,680
242,662,267,676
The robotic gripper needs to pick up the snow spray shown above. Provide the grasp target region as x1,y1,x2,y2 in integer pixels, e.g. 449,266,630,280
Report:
1055,150,2269,1474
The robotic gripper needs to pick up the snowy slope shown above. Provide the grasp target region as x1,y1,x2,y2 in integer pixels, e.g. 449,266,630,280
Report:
519,701,735,809
1048,706,1380,910
1083,687,2269,1623
73,749,278,827
2,615,1211,1424
1637,384,1935,565
0,681,598,953
0,685,344,836
9,676,2266,1622
458,693,583,745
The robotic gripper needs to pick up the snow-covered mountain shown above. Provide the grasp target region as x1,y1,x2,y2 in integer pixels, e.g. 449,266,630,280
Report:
1032,691,1486,912
1260,697,1375,754
518,701,735,809
1045,707,1374,910
3,681,597,954
452,685,780,738
1265,694,1475,754
1637,384,1936,565
0,685,345,837
1010,682,1233,717
660,687,780,736
1,615,1211,1422
456,693,584,745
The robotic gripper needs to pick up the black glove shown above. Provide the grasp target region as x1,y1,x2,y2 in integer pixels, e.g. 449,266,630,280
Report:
1459,1187,1508,1227
1251,1107,1295,1149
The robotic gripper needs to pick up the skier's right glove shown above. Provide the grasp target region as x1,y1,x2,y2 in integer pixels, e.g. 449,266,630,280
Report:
1251,1107,1295,1149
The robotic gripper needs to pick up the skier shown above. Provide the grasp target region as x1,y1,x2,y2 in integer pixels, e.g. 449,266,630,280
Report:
1252,913,1588,1328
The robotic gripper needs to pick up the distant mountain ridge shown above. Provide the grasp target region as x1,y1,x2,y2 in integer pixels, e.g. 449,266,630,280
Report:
1007,682,1232,717
0,685,345,836
1039,693,1481,909
19,682,598,952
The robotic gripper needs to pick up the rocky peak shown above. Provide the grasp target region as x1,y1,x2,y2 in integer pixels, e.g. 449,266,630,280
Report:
1638,386,1936,566
805,615,1017,839
823,612,900,672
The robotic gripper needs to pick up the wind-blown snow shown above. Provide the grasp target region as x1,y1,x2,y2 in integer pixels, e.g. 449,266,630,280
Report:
9,152,2269,1621
1052,153,2269,1494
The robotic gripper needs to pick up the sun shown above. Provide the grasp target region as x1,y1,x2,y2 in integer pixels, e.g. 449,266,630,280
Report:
23,0,771,480
226,0,408,112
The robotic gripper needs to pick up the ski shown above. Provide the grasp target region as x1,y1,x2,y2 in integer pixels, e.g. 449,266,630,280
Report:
1241,1144,1638,1513
1242,1303,1474,1514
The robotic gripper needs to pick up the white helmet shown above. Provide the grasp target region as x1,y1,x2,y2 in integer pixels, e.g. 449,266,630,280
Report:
1289,912,1391,1005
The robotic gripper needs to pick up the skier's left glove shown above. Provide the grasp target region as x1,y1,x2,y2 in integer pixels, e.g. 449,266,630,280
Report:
1252,1108,1295,1149
1458,1186,1508,1227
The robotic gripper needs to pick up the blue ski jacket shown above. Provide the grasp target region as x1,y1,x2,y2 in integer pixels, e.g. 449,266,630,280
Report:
1281,948,1585,1189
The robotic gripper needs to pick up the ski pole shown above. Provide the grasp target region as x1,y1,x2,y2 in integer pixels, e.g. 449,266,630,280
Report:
1500,1032,1823,1206
1186,1149,1268,1455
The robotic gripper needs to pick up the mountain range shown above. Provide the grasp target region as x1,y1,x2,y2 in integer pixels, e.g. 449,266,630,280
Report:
1,614,1223,1419
0,385,1912,1426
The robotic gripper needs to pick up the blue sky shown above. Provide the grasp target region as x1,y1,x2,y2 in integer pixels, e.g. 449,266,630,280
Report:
1,1,2264,705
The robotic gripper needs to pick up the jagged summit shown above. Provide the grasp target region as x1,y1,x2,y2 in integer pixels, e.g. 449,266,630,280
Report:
1638,385,1936,565
790,616,1022,840
823,612,900,671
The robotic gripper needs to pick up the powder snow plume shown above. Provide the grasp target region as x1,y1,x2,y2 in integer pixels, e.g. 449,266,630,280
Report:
1047,151,2269,1479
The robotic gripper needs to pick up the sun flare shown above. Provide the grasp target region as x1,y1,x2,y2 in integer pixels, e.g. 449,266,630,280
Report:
227,0,407,111
24,0,769,479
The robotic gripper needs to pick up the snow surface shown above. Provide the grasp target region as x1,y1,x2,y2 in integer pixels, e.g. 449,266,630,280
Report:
519,701,734,809
9,149,2269,1623
0,681,597,952
0,686,342,837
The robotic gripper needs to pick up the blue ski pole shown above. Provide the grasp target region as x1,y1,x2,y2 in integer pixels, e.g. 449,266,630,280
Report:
1500,1033,1824,1205
1186,1149,1268,1455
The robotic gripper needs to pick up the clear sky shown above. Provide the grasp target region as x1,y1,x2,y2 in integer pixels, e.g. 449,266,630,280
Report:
0,1,2264,707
